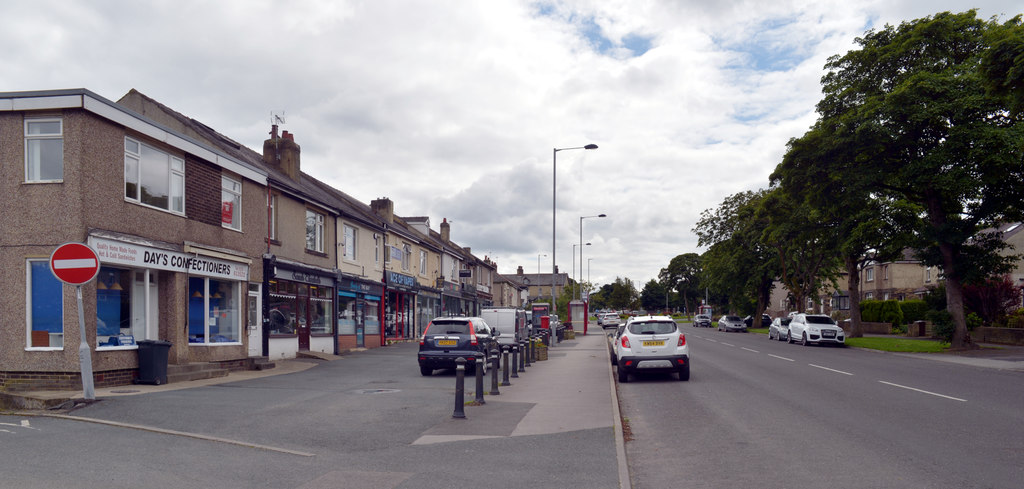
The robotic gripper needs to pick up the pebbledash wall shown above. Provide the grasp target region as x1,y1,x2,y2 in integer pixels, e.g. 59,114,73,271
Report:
0,90,268,391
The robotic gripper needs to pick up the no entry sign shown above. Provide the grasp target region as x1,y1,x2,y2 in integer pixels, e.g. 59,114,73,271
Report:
50,242,101,285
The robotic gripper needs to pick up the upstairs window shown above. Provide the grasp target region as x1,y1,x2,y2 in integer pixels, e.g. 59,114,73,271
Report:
343,225,356,261
25,118,63,182
124,137,185,213
402,244,412,271
268,194,278,240
306,209,325,253
374,234,380,265
419,250,427,275
221,176,241,231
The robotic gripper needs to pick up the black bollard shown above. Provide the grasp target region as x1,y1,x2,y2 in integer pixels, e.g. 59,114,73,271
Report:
490,347,501,395
510,344,519,379
524,337,532,367
501,345,511,386
474,352,486,404
518,340,526,372
453,357,467,419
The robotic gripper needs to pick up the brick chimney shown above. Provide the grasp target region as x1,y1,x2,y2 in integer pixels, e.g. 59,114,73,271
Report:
440,218,450,242
371,197,394,224
263,124,301,181
517,266,524,275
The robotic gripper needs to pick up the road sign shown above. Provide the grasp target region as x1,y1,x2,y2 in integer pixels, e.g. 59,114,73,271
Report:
49,242,100,285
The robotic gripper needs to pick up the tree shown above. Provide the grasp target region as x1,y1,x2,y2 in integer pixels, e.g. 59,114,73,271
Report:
816,11,1024,348
981,15,1024,115
640,279,668,312
772,123,916,337
659,253,701,313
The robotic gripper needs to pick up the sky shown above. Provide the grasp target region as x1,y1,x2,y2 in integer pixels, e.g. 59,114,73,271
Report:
3,0,1021,290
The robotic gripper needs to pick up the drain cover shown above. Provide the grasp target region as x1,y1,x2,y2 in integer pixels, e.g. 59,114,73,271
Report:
353,388,400,394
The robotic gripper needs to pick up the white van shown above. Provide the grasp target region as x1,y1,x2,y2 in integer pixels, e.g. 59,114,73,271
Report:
480,307,527,346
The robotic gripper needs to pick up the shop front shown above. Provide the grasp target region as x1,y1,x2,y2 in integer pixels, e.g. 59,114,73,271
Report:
337,275,383,350
415,287,441,338
385,271,417,340
87,234,250,365
265,261,336,358
441,281,461,317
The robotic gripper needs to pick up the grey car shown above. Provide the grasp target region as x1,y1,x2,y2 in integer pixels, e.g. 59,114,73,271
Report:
717,315,747,332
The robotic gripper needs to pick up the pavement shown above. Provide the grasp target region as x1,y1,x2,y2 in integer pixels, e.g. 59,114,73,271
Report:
3,329,631,489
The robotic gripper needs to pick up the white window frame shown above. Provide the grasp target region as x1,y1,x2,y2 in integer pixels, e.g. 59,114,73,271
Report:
26,259,64,350
419,250,427,276
268,194,278,240
374,234,380,266
343,225,357,261
402,244,412,271
865,267,874,282
221,175,242,231
25,118,64,183
306,209,325,253
124,137,185,214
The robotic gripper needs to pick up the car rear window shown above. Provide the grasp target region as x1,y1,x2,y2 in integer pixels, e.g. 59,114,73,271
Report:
628,321,677,334
805,316,837,325
426,321,470,335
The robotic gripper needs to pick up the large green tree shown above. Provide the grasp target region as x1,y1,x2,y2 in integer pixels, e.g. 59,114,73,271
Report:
817,11,1024,348
659,253,701,313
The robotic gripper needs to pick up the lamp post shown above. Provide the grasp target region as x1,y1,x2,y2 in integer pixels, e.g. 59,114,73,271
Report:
553,144,597,345
587,258,594,300
537,253,546,274
579,214,606,299
569,242,593,300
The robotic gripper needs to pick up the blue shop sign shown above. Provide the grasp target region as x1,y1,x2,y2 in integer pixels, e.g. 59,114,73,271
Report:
339,278,383,297
387,271,417,289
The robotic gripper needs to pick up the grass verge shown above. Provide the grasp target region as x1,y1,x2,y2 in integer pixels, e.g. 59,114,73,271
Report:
845,336,949,353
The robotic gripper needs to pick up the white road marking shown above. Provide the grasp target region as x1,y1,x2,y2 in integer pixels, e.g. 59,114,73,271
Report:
768,354,794,362
741,347,759,353
705,338,718,342
879,381,967,402
809,364,853,376
721,342,735,347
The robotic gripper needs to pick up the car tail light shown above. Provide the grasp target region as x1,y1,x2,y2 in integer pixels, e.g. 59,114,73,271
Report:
468,320,478,346
621,336,630,349
678,334,686,347
421,322,432,345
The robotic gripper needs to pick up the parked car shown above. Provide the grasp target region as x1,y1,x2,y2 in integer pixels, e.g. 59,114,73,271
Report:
614,315,690,382
607,323,627,365
768,317,791,341
599,313,621,328
717,315,747,332
694,314,712,328
788,313,846,346
744,314,772,328
418,317,496,376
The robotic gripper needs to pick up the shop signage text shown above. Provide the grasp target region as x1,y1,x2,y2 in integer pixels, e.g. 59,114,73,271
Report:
89,237,248,281
388,271,417,288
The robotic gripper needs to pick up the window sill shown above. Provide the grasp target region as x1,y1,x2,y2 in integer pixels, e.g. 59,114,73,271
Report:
188,342,242,346
305,249,329,258
25,346,64,352
98,345,139,352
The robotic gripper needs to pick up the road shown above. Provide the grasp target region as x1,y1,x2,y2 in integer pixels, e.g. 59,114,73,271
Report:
618,322,1024,489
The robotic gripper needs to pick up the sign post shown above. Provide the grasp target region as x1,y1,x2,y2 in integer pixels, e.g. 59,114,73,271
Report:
50,243,101,400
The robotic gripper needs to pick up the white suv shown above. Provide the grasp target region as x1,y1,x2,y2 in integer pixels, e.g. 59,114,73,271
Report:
788,313,845,346
614,315,689,382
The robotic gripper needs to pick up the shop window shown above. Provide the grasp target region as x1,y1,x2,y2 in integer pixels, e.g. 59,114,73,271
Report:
25,118,63,182
338,294,358,335
364,299,381,336
95,267,157,349
309,285,334,335
27,260,63,349
222,175,241,231
188,277,240,344
124,137,185,214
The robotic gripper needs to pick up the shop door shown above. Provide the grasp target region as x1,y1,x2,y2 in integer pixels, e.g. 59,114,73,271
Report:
356,300,365,348
131,271,158,340
247,286,262,357
297,298,310,350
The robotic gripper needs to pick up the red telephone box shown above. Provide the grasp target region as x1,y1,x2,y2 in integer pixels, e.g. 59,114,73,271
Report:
568,300,589,335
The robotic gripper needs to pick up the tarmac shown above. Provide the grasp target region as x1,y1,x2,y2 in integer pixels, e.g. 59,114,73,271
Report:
3,329,631,489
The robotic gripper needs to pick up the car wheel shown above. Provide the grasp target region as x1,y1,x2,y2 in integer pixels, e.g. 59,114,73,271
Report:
787,333,794,344
617,367,629,383
678,364,690,381
802,332,810,346
420,366,432,376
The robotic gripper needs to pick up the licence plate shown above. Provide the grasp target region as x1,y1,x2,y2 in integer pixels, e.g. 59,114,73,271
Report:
822,330,836,338
436,339,457,346
642,340,665,347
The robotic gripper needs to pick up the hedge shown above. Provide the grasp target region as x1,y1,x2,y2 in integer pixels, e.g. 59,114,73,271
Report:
860,299,904,326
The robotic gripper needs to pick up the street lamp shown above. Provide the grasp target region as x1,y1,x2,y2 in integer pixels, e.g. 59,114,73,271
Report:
572,242,591,299
553,143,598,345
537,253,546,274
587,258,594,299
579,213,606,299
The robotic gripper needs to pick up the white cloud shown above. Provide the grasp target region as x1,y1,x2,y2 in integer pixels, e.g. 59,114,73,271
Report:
2,0,1019,289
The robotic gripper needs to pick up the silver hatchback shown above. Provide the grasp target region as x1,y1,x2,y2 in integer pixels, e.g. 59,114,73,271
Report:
717,315,747,332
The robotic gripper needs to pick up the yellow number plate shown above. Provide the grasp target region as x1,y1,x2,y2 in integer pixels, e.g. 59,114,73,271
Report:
436,339,457,346
642,340,665,347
